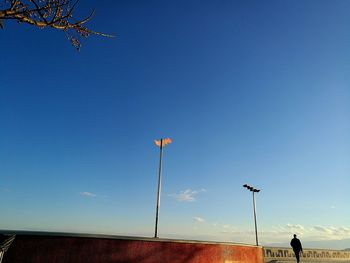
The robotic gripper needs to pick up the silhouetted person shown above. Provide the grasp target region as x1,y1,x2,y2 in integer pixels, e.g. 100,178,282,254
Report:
290,234,303,263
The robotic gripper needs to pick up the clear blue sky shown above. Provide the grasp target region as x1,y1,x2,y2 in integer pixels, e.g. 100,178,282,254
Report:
1,0,349,247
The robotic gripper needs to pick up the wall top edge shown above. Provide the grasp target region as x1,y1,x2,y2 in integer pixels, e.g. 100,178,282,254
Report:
0,229,261,248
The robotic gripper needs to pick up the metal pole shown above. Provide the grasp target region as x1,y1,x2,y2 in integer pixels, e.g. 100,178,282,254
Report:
252,191,259,246
154,138,163,238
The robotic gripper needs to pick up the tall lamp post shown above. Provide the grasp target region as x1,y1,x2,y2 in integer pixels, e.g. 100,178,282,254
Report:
154,138,172,238
243,184,260,246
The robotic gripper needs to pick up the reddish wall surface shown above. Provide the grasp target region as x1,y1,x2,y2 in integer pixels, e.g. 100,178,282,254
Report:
2,233,263,263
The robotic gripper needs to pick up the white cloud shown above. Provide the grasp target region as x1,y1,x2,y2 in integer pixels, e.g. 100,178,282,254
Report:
160,220,350,247
313,226,350,239
209,222,239,234
193,217,205,223
286,224,305,234
338,227,350,235
169,188,206,202
313,225,333,234
262,224,350,243
80,191,97,197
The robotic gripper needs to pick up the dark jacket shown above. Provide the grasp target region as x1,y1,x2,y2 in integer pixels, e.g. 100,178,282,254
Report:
290,237,303,252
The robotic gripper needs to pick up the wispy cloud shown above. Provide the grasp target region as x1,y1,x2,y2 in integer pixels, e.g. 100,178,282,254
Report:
164,219,350,247
211,222,239,234
313,226,350,238
286,223,305,234
79,191,97,197
265,224,350,242
193,216,205,223
313,225,333,234
169,188,206,202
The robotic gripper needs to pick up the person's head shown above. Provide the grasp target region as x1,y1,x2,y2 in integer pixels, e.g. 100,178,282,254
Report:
294,234,297,238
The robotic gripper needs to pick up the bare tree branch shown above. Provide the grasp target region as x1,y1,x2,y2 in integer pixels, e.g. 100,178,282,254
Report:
0,0,113,50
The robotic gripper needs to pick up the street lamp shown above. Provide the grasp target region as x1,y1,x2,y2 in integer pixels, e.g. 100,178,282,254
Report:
154,138,172,238
243,184,260,246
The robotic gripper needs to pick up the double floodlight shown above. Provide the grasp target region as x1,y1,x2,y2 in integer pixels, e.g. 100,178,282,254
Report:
243,184,260,193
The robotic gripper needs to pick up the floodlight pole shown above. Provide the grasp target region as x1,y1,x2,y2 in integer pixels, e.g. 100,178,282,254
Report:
154,139,163,238
243,184,260,246
252,190,258,246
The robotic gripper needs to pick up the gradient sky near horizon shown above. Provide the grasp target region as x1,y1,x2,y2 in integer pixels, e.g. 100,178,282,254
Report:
1,0,350,248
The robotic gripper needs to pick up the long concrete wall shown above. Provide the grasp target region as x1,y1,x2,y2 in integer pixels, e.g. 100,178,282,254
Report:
264,246,350,263
1,232,263,263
